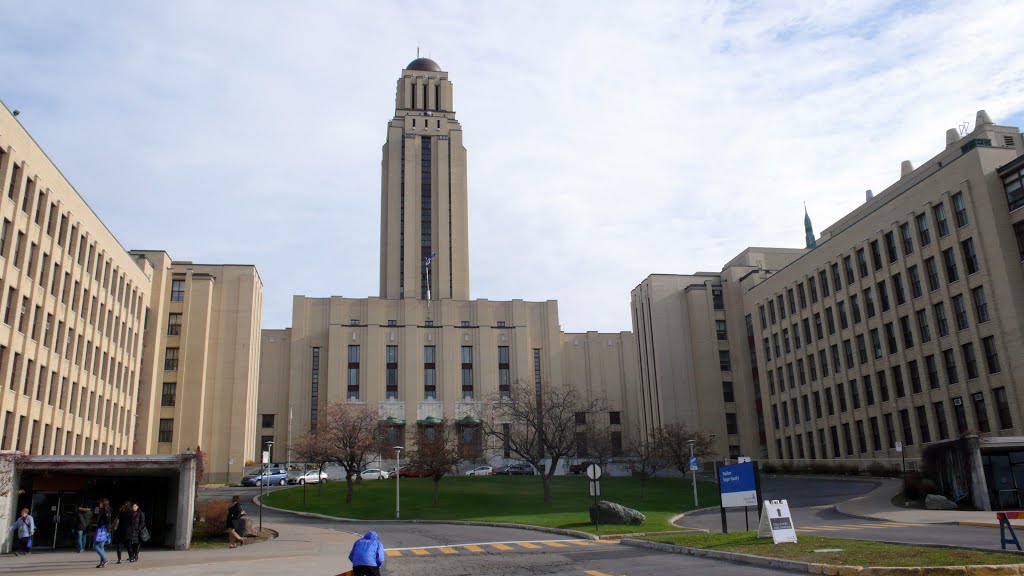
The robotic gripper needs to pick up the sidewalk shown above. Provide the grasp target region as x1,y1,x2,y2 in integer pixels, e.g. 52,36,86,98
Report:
0,514,360,575
835,478,1024,528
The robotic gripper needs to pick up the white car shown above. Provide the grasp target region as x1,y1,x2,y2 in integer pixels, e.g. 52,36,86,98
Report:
288,470,329,485
465,466,493,476
360,468,390,480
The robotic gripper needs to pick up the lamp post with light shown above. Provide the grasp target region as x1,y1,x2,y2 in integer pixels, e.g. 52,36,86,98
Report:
394,446,403,519
687,438,698,507
259,440,274,532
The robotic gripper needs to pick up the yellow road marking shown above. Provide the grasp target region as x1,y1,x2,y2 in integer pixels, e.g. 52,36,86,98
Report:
543,541,569,548
490,543,514,551
568,541,593,546
439,547,458,554
584,571,613,576
463,545,486,553
517,542,542,549
385,550,402,557
411,548,430,556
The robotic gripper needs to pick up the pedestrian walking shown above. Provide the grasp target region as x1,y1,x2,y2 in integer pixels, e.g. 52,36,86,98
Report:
8,508,35,556
226,495,247,548
74,505,92,553
113,501,131,564
93,498,112,568
125,502,148,563
347,531,385,576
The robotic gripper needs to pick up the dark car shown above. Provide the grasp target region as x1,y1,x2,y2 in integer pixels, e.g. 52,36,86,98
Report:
569,461,595,475
494,463,535,475
395,466,430,478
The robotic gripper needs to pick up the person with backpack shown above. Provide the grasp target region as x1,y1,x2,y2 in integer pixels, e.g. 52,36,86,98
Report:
347,531,385,576
93,498,111,568
8,508,35,556
124,502,148,563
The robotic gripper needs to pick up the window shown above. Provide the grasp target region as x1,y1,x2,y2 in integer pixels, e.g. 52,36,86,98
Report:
850,379,861,409
819,270,830,297
350,319,360,325
610,411,621,425
838,301,848,330
170,279,185,302
460,320,470,327
715,320,728,340
916,213,932,246
496,321,506,328
809,276,818,303
923,258,939,293
925,355,939,389
952,294,969,330
813,313,823,340
994,388,1013,430
819,349,829,377
973,392,990,433
462,346,474,399
983,336,1001,374
722,381,735,403
952,192,968,227
346,345,359,400
909,360,922,394
960,342,978,380
857,248,868,277
933,402,949,440
908,266,922,299
900,409,914,446
726,413,739,435
1006,165,1024,211
158,419,173,443
900,316,914,348
161,382,176,406
877,281,890,311
825,388,835,415
942,348,959,385
424,345,437,399
934,302,949,337
893,366,906,398
759,305,767,330
877,370,890,402
884,322,898,354
825,307,835,335
772,405,779,429
386,345,399,399
957,239,978,277
953,397,969,434
916,406,931,444
163,348,179,371
934,202,949,237
843,339,854,369
843,256,855,284
167,313,182,336
498,345,510,399
831,263,842,292
884,413,897,448
843,423,854,455
831,344,841,373
851,295,862,324
899,222,914,255
777,295,786,319
855,420,867,453
870,241,882,271
884,231,898,263
719,350,731,371
856,334,868,364
971,286,989,323
768,300,776,324
813,391,822,418
712,287,724,310
837,382,848,412
870,329,882,359
892,273,906,305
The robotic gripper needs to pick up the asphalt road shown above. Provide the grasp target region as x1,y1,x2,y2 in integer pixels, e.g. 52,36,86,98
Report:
680,477,1010,551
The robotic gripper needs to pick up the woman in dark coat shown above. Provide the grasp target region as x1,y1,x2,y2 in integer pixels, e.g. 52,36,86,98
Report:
113,501,132,564
125,502,147,563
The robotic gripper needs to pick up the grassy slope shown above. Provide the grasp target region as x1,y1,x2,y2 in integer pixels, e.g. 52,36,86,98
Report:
643,532,1024,567
262,475,720,535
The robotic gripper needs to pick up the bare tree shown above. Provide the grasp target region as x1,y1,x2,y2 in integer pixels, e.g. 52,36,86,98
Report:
623,429,666,500
292,431,335,496
294,401,380,504
408,419,463,505
484,378,607,504
578,419,618,472
660,423,717,477
0,453,26,524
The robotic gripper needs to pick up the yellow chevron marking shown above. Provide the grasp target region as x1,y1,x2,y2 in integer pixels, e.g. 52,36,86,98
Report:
411,548,430,556
439,546,458,554
463,545,486,553
490,543,514,551
385,550,402,557
543,541,570,548
517,542,542,549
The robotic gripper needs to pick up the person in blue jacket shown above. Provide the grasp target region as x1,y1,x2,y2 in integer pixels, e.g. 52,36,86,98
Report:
347,531,385,576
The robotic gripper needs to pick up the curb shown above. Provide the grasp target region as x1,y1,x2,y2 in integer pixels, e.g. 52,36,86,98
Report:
620,538,1024,576
252,495,600,540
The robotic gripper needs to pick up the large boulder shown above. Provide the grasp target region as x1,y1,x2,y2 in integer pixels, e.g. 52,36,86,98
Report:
588,500,645,525
925,493,958,510
239,517,259,536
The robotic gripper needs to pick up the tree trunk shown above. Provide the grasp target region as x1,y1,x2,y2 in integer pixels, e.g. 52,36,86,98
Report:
345,474,354,504
433,477,440,505
542,473,553,504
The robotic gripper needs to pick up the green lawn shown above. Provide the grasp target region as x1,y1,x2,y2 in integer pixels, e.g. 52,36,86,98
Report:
262,475,719,535
641,532,1024,567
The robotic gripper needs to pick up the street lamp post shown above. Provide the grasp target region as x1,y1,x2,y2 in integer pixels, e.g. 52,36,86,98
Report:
687,439,698,507
394,446,403,519
260,440,274,532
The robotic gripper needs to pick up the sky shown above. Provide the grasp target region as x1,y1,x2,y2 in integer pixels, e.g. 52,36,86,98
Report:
1,1,1023,333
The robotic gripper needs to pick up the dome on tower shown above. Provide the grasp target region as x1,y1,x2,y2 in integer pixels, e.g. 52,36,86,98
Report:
406,57,442,72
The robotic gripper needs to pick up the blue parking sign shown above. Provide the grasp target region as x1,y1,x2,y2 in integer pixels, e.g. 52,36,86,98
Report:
688,456,698,471
719,462,758,508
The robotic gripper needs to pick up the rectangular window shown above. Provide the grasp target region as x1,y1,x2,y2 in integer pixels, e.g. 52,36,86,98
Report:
814,313,823,339
386,345,399,399
900,222,914,255
819,349,829,377
870,417,882,451
900,315,914,348
934,402,949,440
837,382,848,412
953,397,968,434
838,301,848,330
170,279,185,302
831,426,841,456
819,270,830,297
973,392,990,433
863,375,875,405
884,231,898,263
855,420,867,453
843,256,855,284
909,360,922,394
759,305,767,329
900,409,914,446
942,348,959,385
831,263,842,292
851,295,861,324
983,336,1001,374
798,283,807,308
850,379,861,409
885,413,897,448
777,295,786,319
884,322,898,354
167,313,182,336
809,276,818,303
857,248,868,277
972,286,989,323
462,346,474,399
952,294,969,331
158,418,173,443
161,382,176,406
962,342,978,380
960,238,979,275
856,334,868,364
813,391,822,418
925,355,939,389
346,345,358,400
842,423,854,455
843,339,854,369
942,248,959,283
877,370,890,402
868,240,881,271
893,366,906,398
952,192,968,227
994,388,1013,430
908,266,922,299
722,381,735,403
877,281,890,311
892,273,906,305
719,350,731,371
712,287,724,310
163,348,179,371
934,202,949,237
916,405,931,444
498,345,510,399
715,320,728,340
934,302,949,337
424,345,437,399
1006,164,1024,211
825,307,836,334
826,388,835,416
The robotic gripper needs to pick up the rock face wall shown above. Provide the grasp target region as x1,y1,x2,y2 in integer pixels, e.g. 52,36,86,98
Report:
588,500,645,525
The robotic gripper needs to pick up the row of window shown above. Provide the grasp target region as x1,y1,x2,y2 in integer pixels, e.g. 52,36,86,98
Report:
775,388,1013,459
759,194,972,334
0,397,131,453
349,319,510,328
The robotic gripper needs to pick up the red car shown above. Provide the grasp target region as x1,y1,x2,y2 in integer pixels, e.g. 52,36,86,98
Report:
569,461,595,475
395,466,430,478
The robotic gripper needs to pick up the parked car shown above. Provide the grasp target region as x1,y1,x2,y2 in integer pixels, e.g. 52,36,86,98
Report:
360,468,390,480
241,467,289,486
494,463,535,475
288,470,329,485
569,461,595,475
395,466,430,478
465,466,493,476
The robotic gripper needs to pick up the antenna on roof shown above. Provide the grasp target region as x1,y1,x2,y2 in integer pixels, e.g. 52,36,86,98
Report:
958,122,970,137
417,44,421,58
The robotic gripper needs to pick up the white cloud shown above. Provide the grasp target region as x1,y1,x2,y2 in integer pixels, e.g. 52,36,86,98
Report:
1,0,1022,333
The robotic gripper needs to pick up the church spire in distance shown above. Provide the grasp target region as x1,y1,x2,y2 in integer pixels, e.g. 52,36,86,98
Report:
804,203,817,249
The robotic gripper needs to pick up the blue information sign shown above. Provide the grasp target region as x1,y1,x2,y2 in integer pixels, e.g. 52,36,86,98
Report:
688,456,698,471
719,461,758,508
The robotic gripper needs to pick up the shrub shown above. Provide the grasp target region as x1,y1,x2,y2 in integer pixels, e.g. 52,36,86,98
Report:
809,461,836,475
903,472,939,501
761,463,779,474
193,501,230,540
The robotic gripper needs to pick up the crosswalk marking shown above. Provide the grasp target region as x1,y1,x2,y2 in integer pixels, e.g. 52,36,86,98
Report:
568,541,594,546
382,539,611,557
517,542,542,549
542,541,569,548
584,571,612,576
490,543,514,551
463,545,486,553
439,547,458,554
385,550,402,557
411,548,430,556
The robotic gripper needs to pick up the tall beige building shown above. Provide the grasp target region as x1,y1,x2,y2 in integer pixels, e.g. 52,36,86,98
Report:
131,252,262,484
257,59,637,465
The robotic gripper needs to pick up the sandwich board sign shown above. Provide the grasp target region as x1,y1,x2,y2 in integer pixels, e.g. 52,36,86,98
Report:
757,499,798,543
718,462,758,508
